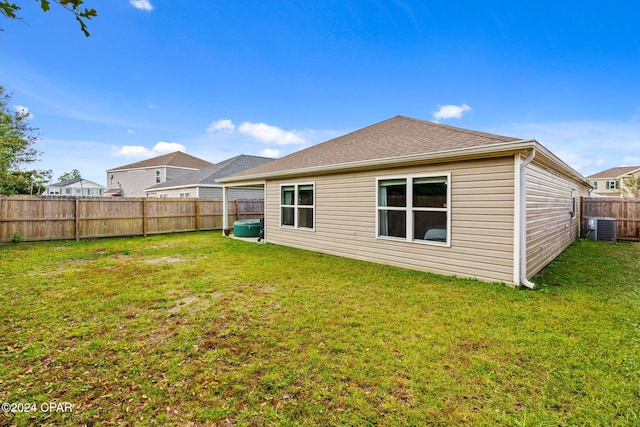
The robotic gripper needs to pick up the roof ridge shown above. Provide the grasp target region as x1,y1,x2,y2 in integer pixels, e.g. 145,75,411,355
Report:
396,115,521,142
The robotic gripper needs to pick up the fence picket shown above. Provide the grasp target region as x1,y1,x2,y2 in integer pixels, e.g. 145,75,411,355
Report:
0,196,263,243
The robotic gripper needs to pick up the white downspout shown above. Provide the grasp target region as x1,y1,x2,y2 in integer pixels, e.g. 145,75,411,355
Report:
520,149,536,289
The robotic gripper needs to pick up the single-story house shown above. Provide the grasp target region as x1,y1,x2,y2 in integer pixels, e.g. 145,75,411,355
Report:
43,178,106,197
144,155,273,199
106,151,213,197
587,166,640,198
219,115,592,288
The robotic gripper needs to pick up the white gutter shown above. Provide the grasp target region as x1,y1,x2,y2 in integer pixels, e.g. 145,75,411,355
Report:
219,139,539,183
519,149,536,289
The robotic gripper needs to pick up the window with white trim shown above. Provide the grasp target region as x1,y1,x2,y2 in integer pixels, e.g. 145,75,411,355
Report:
179,192,190,198
606,180,619,190
280,183,314,229
377,175,450,245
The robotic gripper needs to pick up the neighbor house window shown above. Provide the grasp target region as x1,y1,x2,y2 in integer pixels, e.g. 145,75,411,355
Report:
377,174,450,245
75,189,81,195
110,174,114,186
156,170,161,183
592,181,598,189
65,189,71,195
179,192,190,198
606,180,619,190
280,183,314,229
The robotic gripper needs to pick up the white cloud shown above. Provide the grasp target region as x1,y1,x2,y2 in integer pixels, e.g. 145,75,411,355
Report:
130,0,153,11
260,148,280,158
127,129,135,134
433,103,471,122
238,121,305,145
112,141,185,158
206,119,235,134
14,105,34,119
489,120,640,176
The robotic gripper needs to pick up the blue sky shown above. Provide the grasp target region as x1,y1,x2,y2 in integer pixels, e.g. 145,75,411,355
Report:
1,0,640,185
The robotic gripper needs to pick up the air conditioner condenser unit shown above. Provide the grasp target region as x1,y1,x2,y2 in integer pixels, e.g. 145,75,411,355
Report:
587,217,617,242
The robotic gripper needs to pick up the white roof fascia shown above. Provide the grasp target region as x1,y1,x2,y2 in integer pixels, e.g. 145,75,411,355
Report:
617,167,640,178
220,139,589,186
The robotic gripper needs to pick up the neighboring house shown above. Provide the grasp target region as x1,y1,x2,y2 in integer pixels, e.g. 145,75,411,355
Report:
219,115,591,288
587,166,640,197
105,151,213,197
144,155,273,199
43,178,106,197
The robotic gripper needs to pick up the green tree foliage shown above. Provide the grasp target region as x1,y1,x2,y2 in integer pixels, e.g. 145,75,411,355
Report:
0,0,97,37
620,176,640,198
0,86,52,195
58,168,81,182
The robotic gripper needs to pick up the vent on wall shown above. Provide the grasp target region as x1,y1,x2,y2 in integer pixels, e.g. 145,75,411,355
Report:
587,217,617,242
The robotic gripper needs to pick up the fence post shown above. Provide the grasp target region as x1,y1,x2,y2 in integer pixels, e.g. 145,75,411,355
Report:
235,199,239,220
195,199,200,232
143,198,148,237
75,198,80,241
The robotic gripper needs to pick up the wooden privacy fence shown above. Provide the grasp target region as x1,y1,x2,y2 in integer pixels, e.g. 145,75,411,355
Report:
582,197,640,241
0,196,264,243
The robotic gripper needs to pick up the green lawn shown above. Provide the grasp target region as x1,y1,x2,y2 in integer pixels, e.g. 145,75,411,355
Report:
1,233,639,426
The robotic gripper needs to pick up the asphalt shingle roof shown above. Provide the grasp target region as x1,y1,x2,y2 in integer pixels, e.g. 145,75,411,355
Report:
146,155,274,190
107,151,213,171
586,166,640,179
225,116,522,179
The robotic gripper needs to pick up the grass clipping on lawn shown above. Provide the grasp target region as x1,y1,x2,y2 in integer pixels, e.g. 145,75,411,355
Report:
0,233,639,426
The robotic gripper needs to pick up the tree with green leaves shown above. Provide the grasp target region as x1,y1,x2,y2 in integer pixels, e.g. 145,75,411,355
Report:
0,86,52,195
0,0,97,37
619,176,640,198
58,168,81,182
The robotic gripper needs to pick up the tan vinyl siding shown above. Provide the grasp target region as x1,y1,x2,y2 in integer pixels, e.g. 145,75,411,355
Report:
264,157,516,284
525,161,589,277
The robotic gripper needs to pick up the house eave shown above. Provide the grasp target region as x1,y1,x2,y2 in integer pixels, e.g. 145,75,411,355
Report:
220,139,590,186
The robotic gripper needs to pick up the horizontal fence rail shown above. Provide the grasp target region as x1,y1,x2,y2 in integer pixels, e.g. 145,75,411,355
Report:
582,197,640,241
0,196,264,243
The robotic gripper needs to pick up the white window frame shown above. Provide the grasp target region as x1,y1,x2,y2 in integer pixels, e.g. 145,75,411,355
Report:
606,180,618,190
279,182,315,231
376,173,451,247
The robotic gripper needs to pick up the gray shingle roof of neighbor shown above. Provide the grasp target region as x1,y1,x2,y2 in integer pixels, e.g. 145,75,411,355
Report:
145,155,274,190
222,115,523,180
48,177,84,187
586,166,640,179
107,151,213,171
48,178,105,187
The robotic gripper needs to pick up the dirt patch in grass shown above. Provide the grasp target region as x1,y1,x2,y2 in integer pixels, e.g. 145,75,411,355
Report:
168,295,212,314
145,256,185,265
